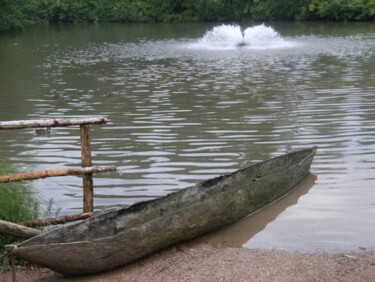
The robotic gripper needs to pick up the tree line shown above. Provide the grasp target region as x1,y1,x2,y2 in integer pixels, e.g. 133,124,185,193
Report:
1,0,374,32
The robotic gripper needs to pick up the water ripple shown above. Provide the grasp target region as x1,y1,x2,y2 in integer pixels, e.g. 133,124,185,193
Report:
0,23,374,252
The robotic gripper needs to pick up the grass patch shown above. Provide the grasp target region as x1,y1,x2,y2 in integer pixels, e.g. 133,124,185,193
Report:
0,162,40,259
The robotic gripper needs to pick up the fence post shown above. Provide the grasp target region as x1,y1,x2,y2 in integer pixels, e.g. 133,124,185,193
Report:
80,124,93,213
0,117,112,214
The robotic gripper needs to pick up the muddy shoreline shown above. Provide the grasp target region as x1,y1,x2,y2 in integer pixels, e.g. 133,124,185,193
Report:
1,243,374,282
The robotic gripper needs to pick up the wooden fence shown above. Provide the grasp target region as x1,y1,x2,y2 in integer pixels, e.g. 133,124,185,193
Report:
0,117,116,213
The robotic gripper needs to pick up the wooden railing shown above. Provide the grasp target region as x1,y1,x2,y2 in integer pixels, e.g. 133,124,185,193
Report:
0,117,116,213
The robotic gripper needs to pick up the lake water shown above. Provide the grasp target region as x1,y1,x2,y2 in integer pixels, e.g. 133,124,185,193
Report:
0,22,374,253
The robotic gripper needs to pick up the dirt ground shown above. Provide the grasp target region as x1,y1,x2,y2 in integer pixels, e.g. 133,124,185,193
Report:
1,242,374,282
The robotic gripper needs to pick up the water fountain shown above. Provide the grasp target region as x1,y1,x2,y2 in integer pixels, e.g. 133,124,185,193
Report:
190,24,295,50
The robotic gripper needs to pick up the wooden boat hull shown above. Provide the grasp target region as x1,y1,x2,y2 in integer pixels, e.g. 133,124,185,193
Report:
9,147,316,275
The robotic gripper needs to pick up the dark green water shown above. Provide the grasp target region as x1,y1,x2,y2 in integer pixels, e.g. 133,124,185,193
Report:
0,22,374,252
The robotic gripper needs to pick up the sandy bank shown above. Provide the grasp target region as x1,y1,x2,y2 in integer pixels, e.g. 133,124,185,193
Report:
1,243,374,282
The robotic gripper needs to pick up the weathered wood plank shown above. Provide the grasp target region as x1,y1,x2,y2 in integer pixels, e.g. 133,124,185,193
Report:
80,124,94,213
0,117,107,130
0,166,116,183
21,212,94,228
0,219,41,239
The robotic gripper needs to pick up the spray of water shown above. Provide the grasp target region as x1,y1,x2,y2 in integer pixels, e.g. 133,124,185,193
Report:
199,24,244,49
190,24,295,50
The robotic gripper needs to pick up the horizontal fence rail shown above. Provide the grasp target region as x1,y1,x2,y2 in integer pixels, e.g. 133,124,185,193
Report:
0,116,116,213
0,166,116,183
0,117,107,129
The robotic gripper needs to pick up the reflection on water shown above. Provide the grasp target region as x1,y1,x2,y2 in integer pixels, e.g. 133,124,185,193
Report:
196,173,317,246
0,22,374,252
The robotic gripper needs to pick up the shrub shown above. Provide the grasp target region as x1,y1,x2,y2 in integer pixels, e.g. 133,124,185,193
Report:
0,0,374,32
0,162,40,255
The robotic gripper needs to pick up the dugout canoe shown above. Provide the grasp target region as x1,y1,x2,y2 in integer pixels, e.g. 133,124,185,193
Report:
6,147,317,275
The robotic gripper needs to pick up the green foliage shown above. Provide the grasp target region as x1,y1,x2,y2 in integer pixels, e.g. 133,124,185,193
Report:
0,162,40,254
304,0,375,21
0,0,28,31
0,0,374,32
244,0,308,21
243,0,375,21
34,0,101,23
196,0,247,21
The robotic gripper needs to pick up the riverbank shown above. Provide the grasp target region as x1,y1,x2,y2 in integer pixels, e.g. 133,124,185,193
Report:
2,0,374,32
1,243,374,282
